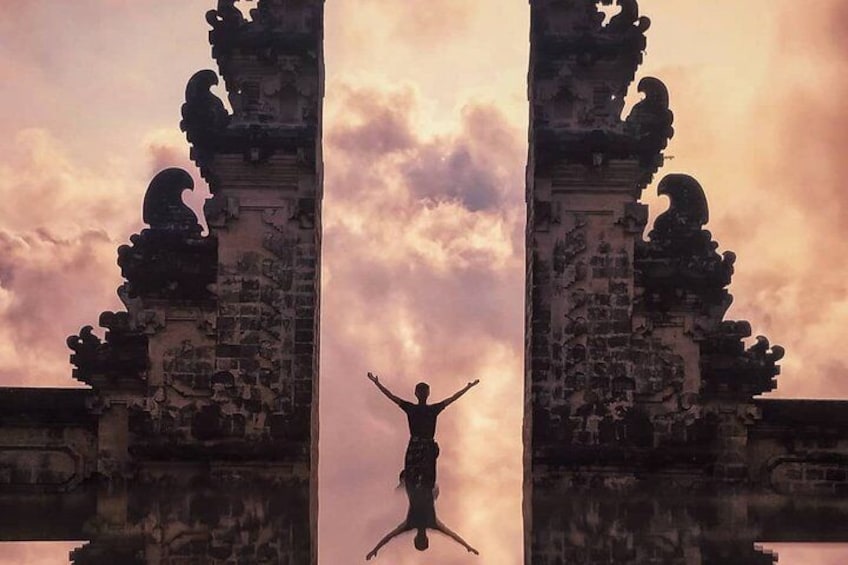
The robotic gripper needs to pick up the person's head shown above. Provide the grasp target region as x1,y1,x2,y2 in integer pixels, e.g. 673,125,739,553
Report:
414,382,430,403
414,529,429,551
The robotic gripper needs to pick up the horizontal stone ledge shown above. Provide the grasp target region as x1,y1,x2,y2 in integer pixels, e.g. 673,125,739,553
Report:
0,388,97,427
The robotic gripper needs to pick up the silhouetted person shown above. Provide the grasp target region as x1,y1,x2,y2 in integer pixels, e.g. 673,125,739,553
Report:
367,372,479,487
365,482,479,559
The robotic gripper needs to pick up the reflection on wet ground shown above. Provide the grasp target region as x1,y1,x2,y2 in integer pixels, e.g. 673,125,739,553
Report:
0,482,313,564
528,488,848,564
2,484,848,563
366,482,478,560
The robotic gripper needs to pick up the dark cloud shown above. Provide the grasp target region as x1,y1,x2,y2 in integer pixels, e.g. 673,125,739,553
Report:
329,88,522,212
328,87,417,157
404,144,502,211
409,104,524,211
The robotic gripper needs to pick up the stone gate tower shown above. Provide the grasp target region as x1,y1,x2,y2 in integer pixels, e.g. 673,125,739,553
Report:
0,0,324,492
81,0,324,478
525,0,848,492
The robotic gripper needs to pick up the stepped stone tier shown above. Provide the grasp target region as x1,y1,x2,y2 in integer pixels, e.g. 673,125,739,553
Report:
524,0,848,492
0,0,324,497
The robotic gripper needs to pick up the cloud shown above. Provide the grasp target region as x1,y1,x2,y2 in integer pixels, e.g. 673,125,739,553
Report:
319,83,524,562
358,0,475,44
0,542,82,565
329,86,417,157
705,0,848,399
9,1,848,562
328,86,523,213
0,127,202,388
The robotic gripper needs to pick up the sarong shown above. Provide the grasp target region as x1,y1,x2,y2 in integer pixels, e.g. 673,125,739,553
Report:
403,437,439,488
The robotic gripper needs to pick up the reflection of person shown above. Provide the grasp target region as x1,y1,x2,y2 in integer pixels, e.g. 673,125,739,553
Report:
365,483,479,559
366,372,479,487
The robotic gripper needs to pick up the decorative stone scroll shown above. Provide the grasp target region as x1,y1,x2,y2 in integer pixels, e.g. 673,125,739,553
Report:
530,0,673,185
637,174,735,314
67,312,149,387
117,168,217,300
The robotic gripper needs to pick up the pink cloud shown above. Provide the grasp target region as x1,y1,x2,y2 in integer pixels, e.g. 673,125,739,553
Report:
319,84,523,562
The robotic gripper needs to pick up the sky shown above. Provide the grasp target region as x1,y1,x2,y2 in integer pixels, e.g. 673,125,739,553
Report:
0,0,847,563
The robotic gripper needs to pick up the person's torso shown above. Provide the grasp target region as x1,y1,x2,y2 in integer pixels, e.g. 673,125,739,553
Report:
405,487,437,528
405,404,439,439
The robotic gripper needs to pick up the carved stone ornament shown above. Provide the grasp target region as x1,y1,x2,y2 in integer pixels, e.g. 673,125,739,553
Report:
700,321,784,397
205,0,246,32
117,169,217,300
67,312,149,387
637,174,735,311
531,0,673,186
208,0,319,62
180,70,231,155
625,77,675,172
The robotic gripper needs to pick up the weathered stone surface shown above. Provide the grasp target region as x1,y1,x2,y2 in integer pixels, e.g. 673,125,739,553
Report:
0,389,97,492
0,480,314,564
67,312,149,388
529,0,670,186
528,488,848,565
0,0,323,493
117,169,217,301
525,0,848,489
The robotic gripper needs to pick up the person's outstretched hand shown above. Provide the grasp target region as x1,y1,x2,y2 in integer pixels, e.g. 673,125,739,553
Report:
468,546,479,555
366,549,378,560
468,379,480,388
367,372,379,385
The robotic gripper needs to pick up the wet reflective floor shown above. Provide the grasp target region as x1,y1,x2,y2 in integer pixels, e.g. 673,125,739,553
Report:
1,482,847,563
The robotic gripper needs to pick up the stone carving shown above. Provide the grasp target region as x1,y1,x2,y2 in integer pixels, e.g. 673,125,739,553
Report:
618,202,648,234
142,167,202,233
184,0,322,192
652,173,709,233
117,168,217,300
0,0,322,504
67,312,149,387
638,174,735,312
625,77,675,173
180,70,230,153
523,0,837,486
261,204,297,231
700,321,783,397
635,174,782,428
207,0,319,60
205,0,246,31
604,0,651,34
530,0,671,184
249,0,281,29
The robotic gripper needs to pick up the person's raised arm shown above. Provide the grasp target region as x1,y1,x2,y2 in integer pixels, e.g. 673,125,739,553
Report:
434,519,479,555
436,379,480,409
365,521,409,560
367,372,406,407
